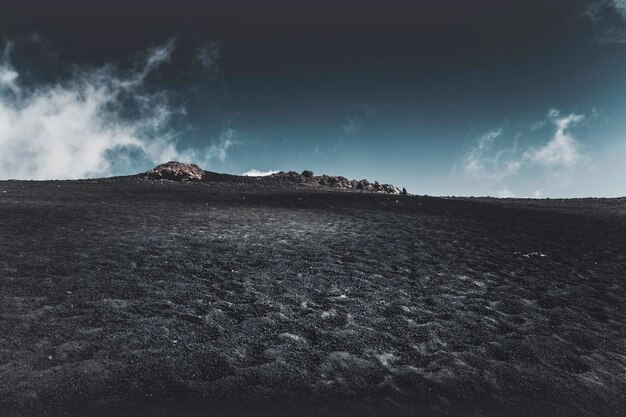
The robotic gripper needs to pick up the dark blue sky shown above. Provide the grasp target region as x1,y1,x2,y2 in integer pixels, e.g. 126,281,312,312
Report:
0,0,625,196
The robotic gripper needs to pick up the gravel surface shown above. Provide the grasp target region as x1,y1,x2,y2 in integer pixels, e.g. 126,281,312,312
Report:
0,179,625,417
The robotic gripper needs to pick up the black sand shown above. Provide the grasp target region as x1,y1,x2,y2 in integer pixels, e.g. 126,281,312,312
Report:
0,179,625,417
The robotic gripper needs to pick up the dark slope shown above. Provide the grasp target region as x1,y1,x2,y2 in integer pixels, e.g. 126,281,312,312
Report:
0,179,625,417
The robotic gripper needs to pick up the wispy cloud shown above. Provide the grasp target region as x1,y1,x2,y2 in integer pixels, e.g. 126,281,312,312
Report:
242,169,279,177
206,128,237,162
0,38,235,180
0,42,20,96
464,128,521,181
461,110,587,197
131,39,176,86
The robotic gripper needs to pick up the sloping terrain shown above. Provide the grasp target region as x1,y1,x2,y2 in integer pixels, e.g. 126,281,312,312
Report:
140,161,406,194
0,179,625,417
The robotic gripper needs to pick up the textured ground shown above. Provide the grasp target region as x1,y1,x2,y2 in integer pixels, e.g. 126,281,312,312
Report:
0,180,625,417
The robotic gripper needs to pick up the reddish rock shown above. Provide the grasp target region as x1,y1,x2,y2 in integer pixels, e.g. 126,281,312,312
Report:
145,161,205,182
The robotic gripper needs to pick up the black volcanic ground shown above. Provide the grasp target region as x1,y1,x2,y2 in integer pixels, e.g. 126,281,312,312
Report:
0,177,625,417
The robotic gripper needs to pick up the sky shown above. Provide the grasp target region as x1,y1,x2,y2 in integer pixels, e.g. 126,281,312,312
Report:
0,0,625,197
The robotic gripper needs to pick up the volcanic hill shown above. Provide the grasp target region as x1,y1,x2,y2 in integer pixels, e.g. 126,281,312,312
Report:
142,161,407,195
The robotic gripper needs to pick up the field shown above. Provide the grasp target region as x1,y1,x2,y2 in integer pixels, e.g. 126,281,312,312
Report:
0,179,625,417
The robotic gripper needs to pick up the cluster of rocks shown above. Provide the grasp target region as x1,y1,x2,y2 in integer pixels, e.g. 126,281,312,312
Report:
141,162,407,195
144,162,205,182
268,170,407,195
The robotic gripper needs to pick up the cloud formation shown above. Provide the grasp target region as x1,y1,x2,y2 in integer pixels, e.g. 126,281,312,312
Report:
242,169,279,177
0,42,20,96
0,39,234,180
462,110,586,196
464,128,521,181
206,128,237,162
497,188,515,198
525,111,584,167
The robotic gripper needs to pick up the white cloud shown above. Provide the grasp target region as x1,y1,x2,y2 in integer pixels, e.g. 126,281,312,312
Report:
0,42,20,96
497,188,515,198
465,128,499,176
525,111,584,167
460,109,588,197
242,169,279,177
121,39,176,89
465,111,585,182
464,128,521,181
0,67,19,95
0,39,235,180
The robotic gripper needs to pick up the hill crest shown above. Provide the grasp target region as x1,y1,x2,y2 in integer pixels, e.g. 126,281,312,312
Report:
142,161,407,195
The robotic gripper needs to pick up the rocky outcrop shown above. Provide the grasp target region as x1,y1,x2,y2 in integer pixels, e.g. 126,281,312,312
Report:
144,162,205,182
142,163,407,195
268,170,405,194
